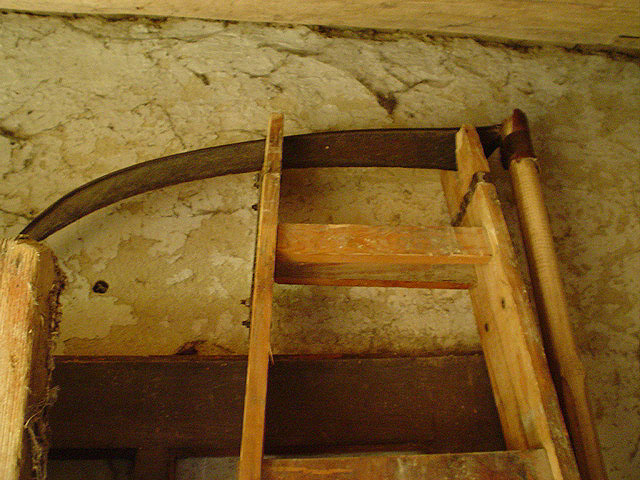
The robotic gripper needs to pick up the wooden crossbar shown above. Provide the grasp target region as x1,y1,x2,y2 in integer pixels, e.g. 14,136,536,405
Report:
262,449,553,480
276,224,490,265
275,223,489,289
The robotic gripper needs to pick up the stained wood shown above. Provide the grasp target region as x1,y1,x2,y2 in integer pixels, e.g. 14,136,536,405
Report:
509,157,607,479
49,355,504,454
277,224,490,265
262,449,554,480
441,126,579,480
0,240,60,480
239,113,284,480
2,1,638,52
276,262,476,289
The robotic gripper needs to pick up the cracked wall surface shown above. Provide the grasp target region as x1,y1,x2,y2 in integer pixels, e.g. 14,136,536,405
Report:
0,12,639,480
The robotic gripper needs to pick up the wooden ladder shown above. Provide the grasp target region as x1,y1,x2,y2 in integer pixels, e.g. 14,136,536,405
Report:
236,114,579,480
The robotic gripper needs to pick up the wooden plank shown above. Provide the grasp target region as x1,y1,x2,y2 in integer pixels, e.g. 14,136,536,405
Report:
442,126,579,480
0,239,61,480
274,223,487,288
1,1,638,52
276,262,476,289
239,113,284,480
49,355,504,454
441,169,530,448
276,224,490,265
262,449,553,480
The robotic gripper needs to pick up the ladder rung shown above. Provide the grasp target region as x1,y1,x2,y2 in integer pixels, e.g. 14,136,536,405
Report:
274,223,488,289
262,449,553,480
275,262,476,289
277,223,491,265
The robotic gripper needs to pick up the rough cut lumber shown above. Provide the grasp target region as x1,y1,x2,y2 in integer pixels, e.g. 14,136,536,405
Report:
274,223,488,288
239,113,284,480
440,126,579,480
49,355,503,454
262,449,553,480
1,1,638,52
454,125,490,199
275,262,476,289
0,239,61,480
276,224,490,265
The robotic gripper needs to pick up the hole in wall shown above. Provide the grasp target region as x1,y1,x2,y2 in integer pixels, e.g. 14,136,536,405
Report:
92,280,109,294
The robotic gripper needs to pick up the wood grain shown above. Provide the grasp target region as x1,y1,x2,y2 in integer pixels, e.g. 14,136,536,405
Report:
276,262,477,289
49,355,504,454
239,113,284,480
0,239,60,480
274,223,488,288
276,224,490,265
441,126,580,480
509,157,607,479
262,449,553,480
1,1,638,52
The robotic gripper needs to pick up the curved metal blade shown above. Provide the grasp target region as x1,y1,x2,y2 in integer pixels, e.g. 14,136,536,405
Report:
20,127,500,241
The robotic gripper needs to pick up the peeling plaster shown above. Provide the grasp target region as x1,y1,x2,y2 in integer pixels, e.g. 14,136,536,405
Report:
1,13,639,479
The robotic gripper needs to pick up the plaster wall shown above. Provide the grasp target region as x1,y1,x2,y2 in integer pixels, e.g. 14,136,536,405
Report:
0,12,638,479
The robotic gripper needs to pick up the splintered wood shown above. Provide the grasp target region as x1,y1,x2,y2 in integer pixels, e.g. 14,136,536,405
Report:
0,240,61,480
440,126,579,480
238,113,284,480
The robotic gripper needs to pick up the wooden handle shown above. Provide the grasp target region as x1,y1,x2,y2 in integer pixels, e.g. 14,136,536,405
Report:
503,110,608,480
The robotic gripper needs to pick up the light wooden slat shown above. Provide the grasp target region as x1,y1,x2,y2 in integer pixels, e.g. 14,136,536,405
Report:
441,126,579,480
277,224,490,265
262,449,554,480
238,113,284,480
1,1,638,52
0,239,61,480
274,223,487,288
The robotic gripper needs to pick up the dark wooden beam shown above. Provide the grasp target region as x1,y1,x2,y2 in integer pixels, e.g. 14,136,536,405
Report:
50,354,503,455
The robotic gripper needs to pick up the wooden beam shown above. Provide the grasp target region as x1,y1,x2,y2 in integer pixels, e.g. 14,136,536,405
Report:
239,113,284,480
49,355,503,454
0,239,61,480
274,223,488,289
441,126,579,480
277,224,490,266
1,1,638,52
275,262,476,289
262,449,553,480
